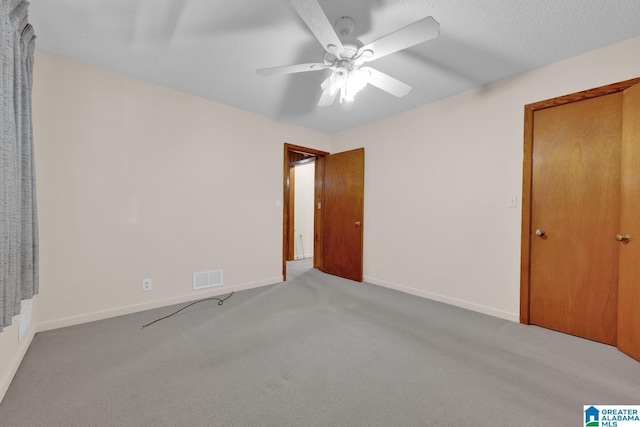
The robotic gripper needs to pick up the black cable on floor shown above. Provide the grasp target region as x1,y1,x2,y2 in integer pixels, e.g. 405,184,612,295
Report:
141,291,234,329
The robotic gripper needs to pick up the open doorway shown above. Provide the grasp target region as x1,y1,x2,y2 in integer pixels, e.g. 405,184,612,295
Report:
282,144,329,281
292,161,315,261
287,161,315,280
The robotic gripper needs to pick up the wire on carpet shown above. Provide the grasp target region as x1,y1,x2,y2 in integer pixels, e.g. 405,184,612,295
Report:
141,291,234,329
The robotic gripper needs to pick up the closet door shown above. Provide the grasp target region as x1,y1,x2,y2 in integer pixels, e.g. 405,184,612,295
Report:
617,83,640,360
529,93,623,345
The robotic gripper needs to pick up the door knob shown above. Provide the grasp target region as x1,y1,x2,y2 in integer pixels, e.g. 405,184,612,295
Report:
355,221,361,227
616,234,631,243
535,228,546,237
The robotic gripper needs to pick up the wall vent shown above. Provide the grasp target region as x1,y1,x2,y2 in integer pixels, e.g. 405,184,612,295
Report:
19,301,33,342
193,270,223,290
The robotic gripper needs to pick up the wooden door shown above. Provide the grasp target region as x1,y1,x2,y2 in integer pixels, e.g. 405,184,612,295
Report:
529,93,623,345
618,83,640,360
321,148,364,282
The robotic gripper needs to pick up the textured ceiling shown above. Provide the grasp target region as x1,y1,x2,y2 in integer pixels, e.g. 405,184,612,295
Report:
29,0,640,134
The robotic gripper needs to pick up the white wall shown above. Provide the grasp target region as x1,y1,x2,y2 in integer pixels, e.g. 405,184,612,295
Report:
293,162,315,259
30,51,330,329
332,36,640,321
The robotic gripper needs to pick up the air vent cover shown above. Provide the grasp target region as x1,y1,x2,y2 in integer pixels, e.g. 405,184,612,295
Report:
193,270,223,290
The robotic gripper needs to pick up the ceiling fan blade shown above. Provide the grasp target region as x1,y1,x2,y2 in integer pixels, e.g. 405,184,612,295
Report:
358,16,440,62
257,63,330,76
290,0,344,55
361,67,412,98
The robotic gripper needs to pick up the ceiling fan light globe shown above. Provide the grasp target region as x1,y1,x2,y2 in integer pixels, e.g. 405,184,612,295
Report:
332,70,348,88
321,78,339,97
340,87,354,104
340,70,369,103
347,69,370,93
321,69,348,97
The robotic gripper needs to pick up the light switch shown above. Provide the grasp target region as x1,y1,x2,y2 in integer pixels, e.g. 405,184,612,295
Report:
507,195,518,208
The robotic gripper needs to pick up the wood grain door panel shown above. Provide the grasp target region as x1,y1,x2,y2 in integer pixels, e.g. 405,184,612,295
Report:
530,93,622,345
322,148,364,282
618,83,640,360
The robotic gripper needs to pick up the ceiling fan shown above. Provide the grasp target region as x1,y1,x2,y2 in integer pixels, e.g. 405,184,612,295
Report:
257,0,440,106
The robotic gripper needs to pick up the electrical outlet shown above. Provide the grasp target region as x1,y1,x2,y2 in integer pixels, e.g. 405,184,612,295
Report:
142,278,152,292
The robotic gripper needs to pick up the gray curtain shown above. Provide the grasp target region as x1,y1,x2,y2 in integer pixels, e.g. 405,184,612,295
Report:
1,0,38,332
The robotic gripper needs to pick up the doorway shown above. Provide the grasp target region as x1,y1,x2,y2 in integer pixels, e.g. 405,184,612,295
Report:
292,161,315,262
520,77,640,361
283,144,328,281
282,144,365,282
286,158,316,280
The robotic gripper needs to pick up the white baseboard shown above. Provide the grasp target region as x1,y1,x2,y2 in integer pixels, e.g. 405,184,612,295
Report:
363,276,520,323
0,324,36,405
37,277,282,332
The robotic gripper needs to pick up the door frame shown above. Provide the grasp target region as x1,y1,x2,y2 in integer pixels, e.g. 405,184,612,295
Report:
520,77,640,324
283,143,329,281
